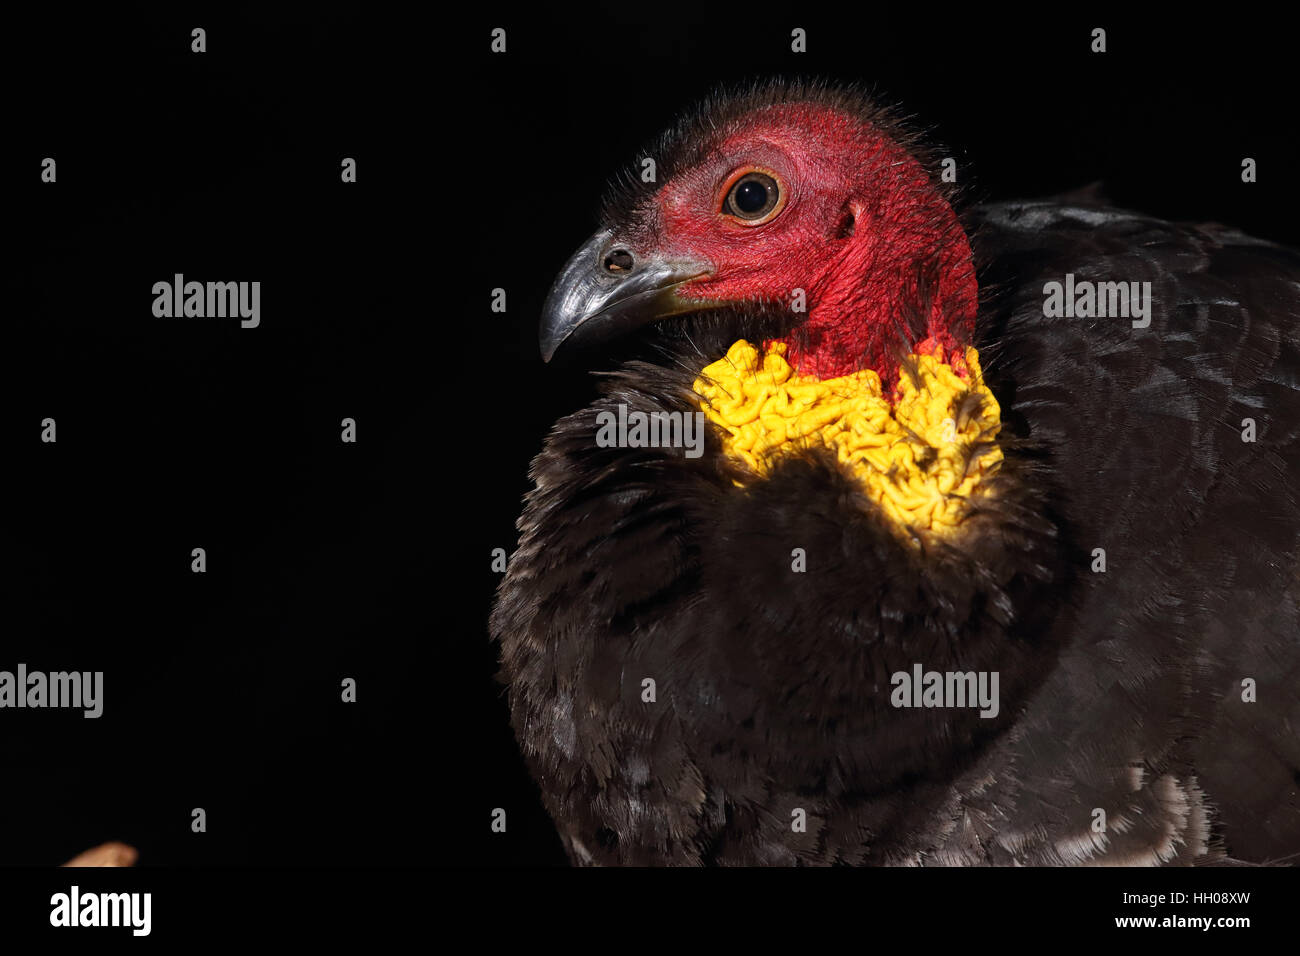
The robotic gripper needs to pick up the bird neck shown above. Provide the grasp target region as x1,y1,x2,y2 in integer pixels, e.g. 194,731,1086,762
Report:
773,177,979,383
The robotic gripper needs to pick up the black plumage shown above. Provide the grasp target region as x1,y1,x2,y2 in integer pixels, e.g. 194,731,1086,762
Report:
491,81,1300,866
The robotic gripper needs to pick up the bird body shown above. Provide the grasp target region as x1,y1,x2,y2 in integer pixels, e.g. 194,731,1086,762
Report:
492,81,1300,865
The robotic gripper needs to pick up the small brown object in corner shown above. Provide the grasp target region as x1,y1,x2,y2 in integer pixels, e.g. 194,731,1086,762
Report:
62,842,138,867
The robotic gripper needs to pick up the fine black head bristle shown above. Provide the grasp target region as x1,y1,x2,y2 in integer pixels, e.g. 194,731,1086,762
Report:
597,76,965,233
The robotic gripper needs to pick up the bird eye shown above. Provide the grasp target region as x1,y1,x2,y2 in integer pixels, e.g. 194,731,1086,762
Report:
722,171,782,224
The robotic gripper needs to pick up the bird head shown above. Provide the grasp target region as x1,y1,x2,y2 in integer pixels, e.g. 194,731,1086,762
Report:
541,80,979,381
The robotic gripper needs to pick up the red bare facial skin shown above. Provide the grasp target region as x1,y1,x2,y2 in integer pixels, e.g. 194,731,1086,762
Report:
639,103,977,382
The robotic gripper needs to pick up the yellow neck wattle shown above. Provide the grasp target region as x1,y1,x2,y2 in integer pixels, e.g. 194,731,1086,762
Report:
692,339,1003,536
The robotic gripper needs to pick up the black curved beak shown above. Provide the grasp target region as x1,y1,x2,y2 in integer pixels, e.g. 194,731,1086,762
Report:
539,228,713,362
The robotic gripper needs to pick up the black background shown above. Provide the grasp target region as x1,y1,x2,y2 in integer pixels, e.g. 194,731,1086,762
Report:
7,8,1297,868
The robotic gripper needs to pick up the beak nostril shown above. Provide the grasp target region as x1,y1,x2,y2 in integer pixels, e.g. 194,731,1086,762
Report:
604,249,636,273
